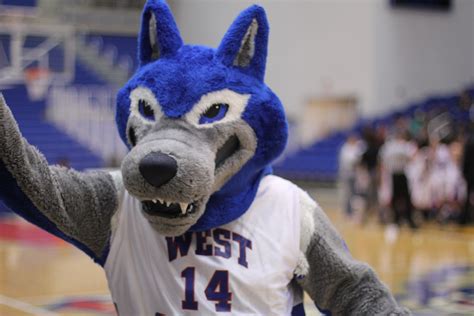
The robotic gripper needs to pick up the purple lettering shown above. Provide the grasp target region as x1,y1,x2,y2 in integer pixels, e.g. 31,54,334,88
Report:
232,232,252,268
166,232,193,262
181,267,199,310
213,229,231,259
195,230,212,256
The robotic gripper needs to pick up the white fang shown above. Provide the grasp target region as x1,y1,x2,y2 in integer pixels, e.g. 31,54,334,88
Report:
179,203,188,214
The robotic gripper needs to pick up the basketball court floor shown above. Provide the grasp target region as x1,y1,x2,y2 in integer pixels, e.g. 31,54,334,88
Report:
0,186,473,315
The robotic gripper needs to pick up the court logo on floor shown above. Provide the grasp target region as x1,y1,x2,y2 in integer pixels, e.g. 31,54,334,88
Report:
397,265,474,315
43,295,115,315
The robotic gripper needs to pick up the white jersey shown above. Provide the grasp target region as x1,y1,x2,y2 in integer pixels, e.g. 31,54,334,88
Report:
380,138,416,174
105,175,304,315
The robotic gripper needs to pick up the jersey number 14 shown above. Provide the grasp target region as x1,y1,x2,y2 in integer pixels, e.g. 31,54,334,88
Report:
181,267,232,312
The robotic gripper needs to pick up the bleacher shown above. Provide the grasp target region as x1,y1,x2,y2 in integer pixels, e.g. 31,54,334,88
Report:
273,90,473,182
84,34,138,72
75,34,137,86
274,133,346,182
2,86,104,170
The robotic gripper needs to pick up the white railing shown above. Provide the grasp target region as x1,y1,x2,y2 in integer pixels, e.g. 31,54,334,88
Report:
46,85,128,166
75,35,133,86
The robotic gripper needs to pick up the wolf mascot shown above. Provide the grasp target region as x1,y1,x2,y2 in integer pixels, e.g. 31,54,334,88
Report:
0,1,409,315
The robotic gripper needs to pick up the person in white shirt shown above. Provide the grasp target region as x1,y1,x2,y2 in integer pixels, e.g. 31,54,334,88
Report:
339,134,365,217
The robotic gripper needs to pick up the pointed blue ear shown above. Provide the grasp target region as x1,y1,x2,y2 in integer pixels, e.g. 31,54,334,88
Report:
216,5,269,82
138,0,183,66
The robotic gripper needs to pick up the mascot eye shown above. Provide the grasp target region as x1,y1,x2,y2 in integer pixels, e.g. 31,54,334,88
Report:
138,99,155,120
199,103,229,124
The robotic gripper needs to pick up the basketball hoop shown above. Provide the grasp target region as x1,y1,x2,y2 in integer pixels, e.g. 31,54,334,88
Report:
24,68,52,101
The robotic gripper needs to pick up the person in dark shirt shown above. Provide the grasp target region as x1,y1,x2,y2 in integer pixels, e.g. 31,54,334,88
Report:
460,123,474,225
360,126,383,222
380,131,418,229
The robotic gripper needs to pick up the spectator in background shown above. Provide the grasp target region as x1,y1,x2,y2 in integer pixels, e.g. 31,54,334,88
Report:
406,142,433,219
461,121,474,225
429,137,466,223
339,134,365,217
380,131,418,229
392,115,409,137
409,110,429,147
360,126,382,222
408,110,424,140
459,89,473,113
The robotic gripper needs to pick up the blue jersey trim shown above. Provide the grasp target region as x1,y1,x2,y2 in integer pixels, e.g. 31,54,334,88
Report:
291,303,306,316
316,302,332,316
291,302,332,316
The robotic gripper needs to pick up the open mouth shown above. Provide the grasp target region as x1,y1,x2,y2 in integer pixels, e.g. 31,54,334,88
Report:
215,135,240,169
140,135,240,219
142,199,197,218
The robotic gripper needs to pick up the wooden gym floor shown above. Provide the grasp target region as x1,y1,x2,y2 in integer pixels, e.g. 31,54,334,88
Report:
0,187,473,315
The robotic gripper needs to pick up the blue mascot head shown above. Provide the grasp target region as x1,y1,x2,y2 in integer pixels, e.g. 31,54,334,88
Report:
116,0,288,235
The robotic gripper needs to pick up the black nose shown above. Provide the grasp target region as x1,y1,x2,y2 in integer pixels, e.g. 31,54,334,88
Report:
139,152,178,188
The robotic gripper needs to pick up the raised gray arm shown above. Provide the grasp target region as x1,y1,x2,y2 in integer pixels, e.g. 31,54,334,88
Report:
297,190,410,315
0,94,119,263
